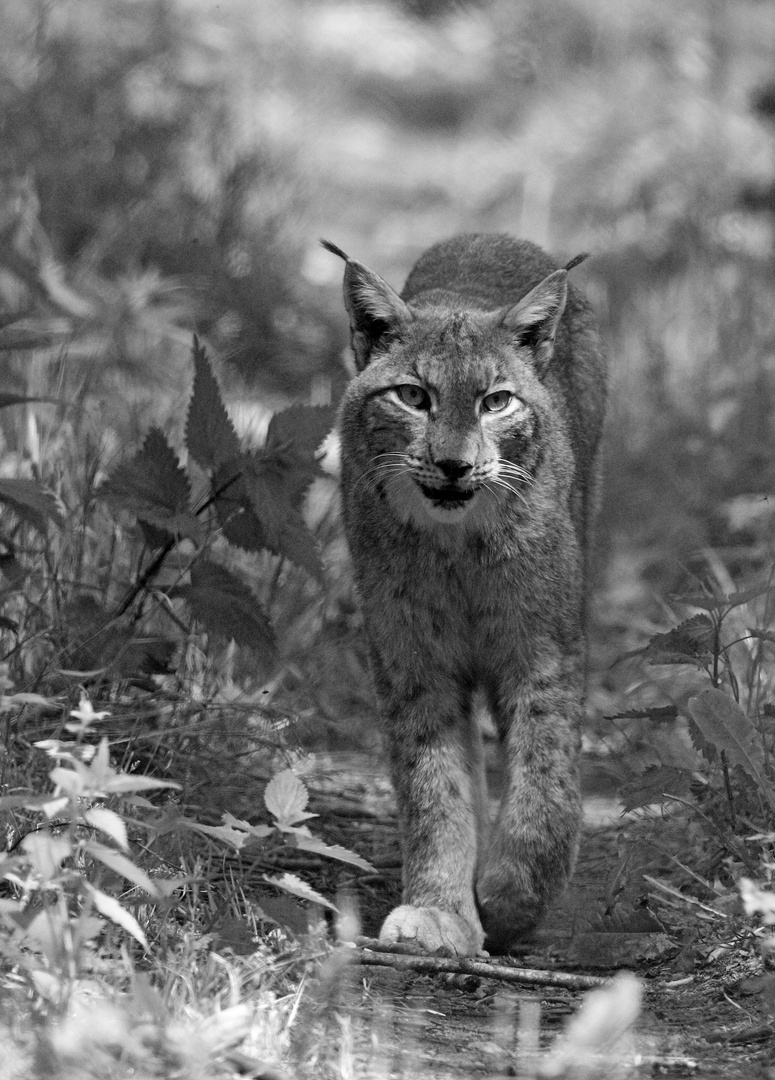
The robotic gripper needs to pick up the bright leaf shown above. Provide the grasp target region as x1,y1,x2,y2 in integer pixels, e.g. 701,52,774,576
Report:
292,833,375,872
264,770,315,828
263,872,337,911
87,885,148,950
186,822,249,851
83,807,129,852
84,841,160,896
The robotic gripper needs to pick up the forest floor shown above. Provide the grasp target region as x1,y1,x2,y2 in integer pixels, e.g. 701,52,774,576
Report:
292,752,775,1079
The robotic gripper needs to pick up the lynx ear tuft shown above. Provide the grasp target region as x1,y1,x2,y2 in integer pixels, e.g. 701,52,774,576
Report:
564,251,589,273
323,240,411,371
500,269,567,375
320,238,349,262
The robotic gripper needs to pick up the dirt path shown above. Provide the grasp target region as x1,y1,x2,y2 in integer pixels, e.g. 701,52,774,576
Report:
301,758,774,1079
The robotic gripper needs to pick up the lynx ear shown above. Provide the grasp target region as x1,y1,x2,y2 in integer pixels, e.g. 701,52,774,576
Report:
321,239,411,371
499,269,567,375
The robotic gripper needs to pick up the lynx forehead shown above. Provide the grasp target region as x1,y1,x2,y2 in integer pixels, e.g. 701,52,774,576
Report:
326,233,607,955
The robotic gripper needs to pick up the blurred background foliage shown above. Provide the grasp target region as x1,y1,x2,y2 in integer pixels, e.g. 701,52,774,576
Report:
1,0,774,723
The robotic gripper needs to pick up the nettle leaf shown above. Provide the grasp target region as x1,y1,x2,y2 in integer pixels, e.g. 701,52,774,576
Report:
87,884,148,950
175,559,274,654
0,478,64,533
241,456,323,580
83,807,129,852
264,404,336,507
618,766,692,813
263,872,336,911
101,429,201,541
264,770,315,828
186,821,250,851
84,840,160,896
292,833,376,872
214,455,323,580
185,338,241,472
644,614,715,667
686,688,775,811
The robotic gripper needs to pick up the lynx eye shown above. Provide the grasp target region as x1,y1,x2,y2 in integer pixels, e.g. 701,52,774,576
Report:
395,384,431,410
482,390,514,413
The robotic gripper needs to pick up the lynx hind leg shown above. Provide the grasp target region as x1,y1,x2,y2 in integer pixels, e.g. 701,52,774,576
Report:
379,905,485,956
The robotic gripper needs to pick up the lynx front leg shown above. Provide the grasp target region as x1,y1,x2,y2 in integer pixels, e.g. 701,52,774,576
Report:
378,681,486,956
477,659,583,953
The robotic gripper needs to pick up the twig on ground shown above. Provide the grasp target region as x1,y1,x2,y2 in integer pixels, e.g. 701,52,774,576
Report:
352,937,607,990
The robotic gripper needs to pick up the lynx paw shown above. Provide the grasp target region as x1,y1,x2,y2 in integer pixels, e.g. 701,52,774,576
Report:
379,905,485,956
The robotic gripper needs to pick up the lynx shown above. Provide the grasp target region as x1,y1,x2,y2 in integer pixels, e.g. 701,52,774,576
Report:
324,233,607,955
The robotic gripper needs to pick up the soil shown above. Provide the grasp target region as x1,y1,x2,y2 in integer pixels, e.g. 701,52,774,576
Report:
296,754,775,1080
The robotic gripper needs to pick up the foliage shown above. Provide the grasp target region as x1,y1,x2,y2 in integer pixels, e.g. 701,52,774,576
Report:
0,337,334,688
616,577,775,825
0,676,371,1076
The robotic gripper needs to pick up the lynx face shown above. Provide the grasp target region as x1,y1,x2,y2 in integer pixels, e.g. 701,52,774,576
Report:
355,314,547,528
324,237,568,531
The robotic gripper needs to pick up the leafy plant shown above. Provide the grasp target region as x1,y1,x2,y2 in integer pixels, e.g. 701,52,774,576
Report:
0,337,335,688
0,688,182,1012
616,578,775,828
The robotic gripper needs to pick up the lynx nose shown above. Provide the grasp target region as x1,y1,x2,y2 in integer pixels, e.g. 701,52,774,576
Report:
435,459,473,482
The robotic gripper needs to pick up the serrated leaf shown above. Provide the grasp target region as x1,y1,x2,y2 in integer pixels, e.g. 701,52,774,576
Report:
222,811,274,839
644,614,715,667
264,770,310,827
101,429,200,540
618,766,692,813
0,478,64,532
87,885,148,949
99,774,180,794
264,404,336,506
175,559,274,654
263,872,337,911
185,821,249,850
83,807,129,851
185,338,241,472
292,833,375,871
686,688,775,810
84,841,160,896
240,457,323,579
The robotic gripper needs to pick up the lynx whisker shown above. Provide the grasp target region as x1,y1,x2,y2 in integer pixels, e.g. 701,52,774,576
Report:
355,454,411,495
496,460,534,486
485,476,529,507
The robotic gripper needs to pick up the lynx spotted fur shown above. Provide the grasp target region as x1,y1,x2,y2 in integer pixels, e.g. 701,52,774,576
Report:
325,234,607,955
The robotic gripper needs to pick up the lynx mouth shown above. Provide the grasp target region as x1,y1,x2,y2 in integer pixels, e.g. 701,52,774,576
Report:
419,483,477,509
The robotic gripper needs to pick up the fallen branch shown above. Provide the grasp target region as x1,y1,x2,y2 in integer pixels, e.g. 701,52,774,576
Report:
352,937,607,990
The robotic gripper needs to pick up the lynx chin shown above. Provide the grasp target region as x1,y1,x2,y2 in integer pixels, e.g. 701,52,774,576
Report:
325,233,607,955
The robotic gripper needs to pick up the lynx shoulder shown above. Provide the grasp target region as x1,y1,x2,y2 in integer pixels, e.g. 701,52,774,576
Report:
325,233,607,955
